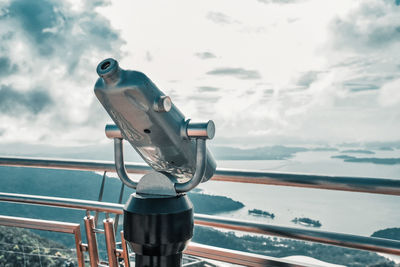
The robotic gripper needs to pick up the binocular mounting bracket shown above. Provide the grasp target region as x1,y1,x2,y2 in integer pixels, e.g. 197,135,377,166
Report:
106,120,214,196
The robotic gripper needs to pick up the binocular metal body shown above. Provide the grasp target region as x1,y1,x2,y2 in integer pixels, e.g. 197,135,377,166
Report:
94,58,216,183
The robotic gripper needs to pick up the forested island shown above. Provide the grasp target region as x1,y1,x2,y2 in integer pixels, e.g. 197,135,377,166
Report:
292,217,322,228
332,155,400,165
248,209,275,219
188,192,244,214
371,227,400,241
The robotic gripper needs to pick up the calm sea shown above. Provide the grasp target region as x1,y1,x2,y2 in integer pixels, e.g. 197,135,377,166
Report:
198,150,400,236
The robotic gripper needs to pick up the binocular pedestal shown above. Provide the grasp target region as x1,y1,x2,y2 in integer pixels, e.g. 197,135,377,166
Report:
124,193,194,267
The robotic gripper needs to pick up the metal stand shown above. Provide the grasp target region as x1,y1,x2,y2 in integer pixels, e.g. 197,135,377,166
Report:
124,193,193,267
108,122,214,267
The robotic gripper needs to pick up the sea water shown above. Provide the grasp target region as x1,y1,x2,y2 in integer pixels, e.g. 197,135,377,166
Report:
198,150,400,236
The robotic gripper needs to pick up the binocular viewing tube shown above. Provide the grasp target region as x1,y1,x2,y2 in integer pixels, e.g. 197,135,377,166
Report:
94,58,217,267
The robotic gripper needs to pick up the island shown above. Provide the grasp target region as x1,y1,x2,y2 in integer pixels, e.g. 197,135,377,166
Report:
248,209,275,219
341,149,375,154
331,155,400,165
188,192,245,214
371,227,400,241
292,217,322,228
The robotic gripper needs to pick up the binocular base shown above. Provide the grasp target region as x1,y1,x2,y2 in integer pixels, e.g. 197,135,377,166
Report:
124,193,194,267
135,254,182,267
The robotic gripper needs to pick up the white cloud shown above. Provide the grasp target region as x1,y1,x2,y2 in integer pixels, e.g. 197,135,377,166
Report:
379,78,400,106
1,0,400,149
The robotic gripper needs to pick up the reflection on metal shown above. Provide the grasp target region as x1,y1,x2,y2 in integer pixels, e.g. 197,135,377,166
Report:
105,124,123,139
113,131,210,193
0,215,84,267
84,215,99,267
1,156,400,195
175,138,207,193
1,191,399,257
113,138,138,189
185,243,315,267
103,218,118,267
194,214,400,256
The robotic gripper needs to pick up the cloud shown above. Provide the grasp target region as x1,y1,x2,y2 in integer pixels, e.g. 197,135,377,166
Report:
379,78,400,106
197,86,220,92
329,0,400,51
0,85,52,116
206,12,239,25
145,51,153,62
0,0,124,144
189,95,221,103
257,0,302,4
195,52,216,59
0,56,18,77
2,0,122,70
206,67,261,80
296,71,320,87
344,83,379,93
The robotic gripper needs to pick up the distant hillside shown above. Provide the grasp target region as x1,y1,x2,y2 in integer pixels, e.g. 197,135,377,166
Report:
0,226,76,266
0,166,244,248
332,155,400,165
371,228,400,241
193,227,396,267
212,145,308,160
341,149,375,155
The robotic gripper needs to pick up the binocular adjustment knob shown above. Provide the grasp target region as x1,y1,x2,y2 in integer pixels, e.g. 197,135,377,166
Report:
186,120,215,140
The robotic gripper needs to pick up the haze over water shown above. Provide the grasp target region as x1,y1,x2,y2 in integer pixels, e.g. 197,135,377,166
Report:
199,149,400,236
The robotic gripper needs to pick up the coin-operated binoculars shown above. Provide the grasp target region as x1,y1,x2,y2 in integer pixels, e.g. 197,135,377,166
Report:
94,58,216,267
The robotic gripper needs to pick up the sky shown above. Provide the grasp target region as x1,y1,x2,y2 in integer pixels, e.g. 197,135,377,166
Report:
0,0,400,149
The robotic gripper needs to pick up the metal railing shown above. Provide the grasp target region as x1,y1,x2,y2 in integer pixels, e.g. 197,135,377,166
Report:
1,156,400,266
1,156,400,195
0,215,84,267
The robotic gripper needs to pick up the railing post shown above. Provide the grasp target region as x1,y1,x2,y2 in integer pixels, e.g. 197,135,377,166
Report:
120,231,131,267
84,215,100,267
73,227,85,267
104,217,119,267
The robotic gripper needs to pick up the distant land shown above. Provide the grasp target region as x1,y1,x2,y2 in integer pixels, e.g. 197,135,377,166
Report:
192,227,395,267
292,217,322,228
248,209,275,219
341,149,375,154
0,166,244,248
211,145,310,160
1,141,399,164
371,227,400,241
338,141,400,151
0,226,76,267
332,155,400,165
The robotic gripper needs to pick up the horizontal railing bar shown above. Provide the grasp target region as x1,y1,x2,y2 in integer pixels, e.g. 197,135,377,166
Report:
0,215,79,234
0,156,150,173
194,214,400,256
1,192,399,256
0,192,124,214
1,156,400,195
185,243,316,267
212,168,400,196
